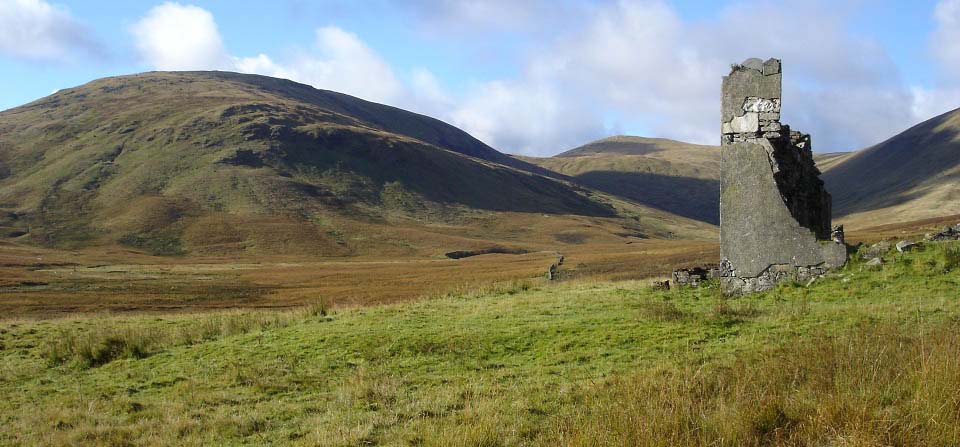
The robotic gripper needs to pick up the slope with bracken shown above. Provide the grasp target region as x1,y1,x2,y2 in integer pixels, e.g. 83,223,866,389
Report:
522,136,721,224
0,72,713,257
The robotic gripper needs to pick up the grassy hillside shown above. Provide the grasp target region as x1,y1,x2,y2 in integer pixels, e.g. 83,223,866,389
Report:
824,107,960,226
0,72,713,256
2,241,958,445
523,136,721,224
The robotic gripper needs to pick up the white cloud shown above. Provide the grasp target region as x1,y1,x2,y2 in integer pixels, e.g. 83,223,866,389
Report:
911,85,960,121
233,53,288,77
439,0,930,154
131,5,404,104
405,67,454,117
0,0,99,61
240,27,404,104
131,2,231,70
450,79,606,155
933,0,960,80
887,0,960,136
537,0,722,147
126,1,957,156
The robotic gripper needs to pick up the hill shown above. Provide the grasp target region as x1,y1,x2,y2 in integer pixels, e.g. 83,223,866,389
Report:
2,241,958,445
529,120,960,228
823,107,960,226
812,151,854,172
523,136,721,224
0,72,713,256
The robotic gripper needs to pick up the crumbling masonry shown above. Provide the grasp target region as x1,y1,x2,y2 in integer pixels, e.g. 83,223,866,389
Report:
719,58,846,294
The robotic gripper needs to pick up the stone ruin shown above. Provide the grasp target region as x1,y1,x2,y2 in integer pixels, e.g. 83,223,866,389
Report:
718,58,846,294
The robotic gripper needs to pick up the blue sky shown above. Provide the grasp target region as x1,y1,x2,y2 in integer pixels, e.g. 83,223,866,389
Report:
2,0,959,155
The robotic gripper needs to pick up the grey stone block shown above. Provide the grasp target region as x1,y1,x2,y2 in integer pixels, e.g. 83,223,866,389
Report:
895,240,918,253
761,122,782,132
759,73,781,98
763,58,781,75
726,112,759,133
742,58,764,71
860,240,891,259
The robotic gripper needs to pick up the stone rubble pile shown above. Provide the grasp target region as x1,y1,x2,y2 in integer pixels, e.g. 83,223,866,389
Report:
672,265,720,287
925,223,960,241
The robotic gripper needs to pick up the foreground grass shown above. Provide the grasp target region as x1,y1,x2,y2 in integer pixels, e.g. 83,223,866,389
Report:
0,243,958,446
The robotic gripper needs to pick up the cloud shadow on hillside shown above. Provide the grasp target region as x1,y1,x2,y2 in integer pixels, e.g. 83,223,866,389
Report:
574,171,720,225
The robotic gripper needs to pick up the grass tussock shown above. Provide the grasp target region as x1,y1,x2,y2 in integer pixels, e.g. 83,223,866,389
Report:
41,304,332,368
713,296,762,320
638,300,687,321
920,243,960,273
547,322,960,446
434,278,537,300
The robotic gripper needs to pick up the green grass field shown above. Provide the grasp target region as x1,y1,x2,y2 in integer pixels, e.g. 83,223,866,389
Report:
1,242,959,446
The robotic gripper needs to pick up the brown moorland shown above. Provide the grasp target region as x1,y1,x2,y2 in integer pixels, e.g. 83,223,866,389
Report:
0,236,718,319
3,214,955,319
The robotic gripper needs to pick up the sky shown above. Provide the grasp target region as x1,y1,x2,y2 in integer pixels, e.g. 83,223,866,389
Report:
2,0,960,156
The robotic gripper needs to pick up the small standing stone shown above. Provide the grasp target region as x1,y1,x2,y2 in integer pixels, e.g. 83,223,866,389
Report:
547,263,558,281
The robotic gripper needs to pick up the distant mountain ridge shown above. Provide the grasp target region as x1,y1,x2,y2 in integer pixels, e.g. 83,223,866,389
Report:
556,136,718,158
523,136,721,224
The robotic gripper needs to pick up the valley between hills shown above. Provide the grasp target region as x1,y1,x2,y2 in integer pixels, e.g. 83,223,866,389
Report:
1,71,959,315
1,71,960,445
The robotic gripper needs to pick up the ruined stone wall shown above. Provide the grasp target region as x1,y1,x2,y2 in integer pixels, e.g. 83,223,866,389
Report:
719,58,846,294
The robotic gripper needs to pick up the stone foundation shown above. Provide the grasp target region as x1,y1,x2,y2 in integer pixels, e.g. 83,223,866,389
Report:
720,262,829,293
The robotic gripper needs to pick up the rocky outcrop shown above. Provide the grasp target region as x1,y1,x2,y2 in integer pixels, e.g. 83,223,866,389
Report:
719,58,847,295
